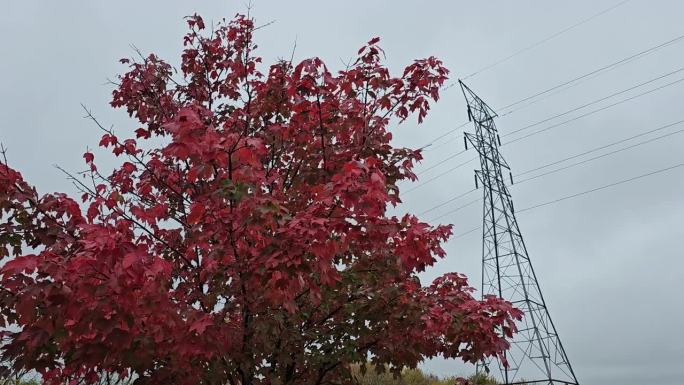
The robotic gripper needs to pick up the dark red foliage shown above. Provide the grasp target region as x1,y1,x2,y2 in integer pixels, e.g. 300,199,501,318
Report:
0,14,521,385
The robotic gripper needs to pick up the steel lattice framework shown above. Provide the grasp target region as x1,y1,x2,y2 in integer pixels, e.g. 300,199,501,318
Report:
459,80,579,385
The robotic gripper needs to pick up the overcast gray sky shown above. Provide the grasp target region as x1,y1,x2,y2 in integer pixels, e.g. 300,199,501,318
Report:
1,1,683,384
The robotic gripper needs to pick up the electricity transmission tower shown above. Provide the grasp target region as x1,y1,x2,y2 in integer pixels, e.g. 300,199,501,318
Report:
459,80,579,385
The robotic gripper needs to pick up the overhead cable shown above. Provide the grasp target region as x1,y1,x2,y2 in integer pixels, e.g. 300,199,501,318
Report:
516,120,684,177
515,126,684,184
504,76,684,145
497,31,684,111
438,162,684,230
502,65,684,138
413,120,684,217
517,162,684,213
462,0,632,80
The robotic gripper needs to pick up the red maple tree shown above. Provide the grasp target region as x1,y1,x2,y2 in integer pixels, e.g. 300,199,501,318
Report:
0,14,521,385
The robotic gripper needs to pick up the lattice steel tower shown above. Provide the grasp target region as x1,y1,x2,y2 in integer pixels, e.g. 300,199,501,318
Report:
459,80,579,385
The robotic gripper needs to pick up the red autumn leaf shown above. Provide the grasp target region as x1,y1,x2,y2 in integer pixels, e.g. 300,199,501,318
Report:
135,127,150,139
187,203,205,225
99,134,112,147
189,316,213,335
121,162,136,174
122,252,140,268
83,151,94,163
1,254,37,274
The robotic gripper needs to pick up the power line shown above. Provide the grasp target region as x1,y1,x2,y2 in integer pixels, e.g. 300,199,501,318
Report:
517,162,684,213
415,119,684,219
423,57,684,174
516,120,684,177
502,65,684,138
434,51,684,150
418,188,477,216
498,74,596,118
428,198,480,222
451,226,481,240
412,48,684,208
403,157,476,194
515,125,684,184
504,76,684,145
498,31,684,111
421,121,469,150
427,36,684,157
437,162,684,230
426,133,462,152
421,64,683,169
417,149,468,174
497,58,656,118
462,0,632,80
409,78,684,193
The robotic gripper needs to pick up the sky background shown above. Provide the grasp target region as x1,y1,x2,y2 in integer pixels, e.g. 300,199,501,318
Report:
1,1,683,384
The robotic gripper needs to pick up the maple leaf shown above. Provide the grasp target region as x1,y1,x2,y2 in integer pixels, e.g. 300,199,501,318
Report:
83,151,94,163
122,252,140,268
187,203,206,225
1,254,37,274
189,316,213,335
